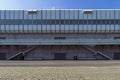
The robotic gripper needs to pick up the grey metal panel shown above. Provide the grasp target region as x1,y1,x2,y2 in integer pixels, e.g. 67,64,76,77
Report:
106,10,110,19
1,10,5,19
97,25,102,33
92,10,97,19
46,25,51,33
23,25,28,33
60,10,65,19
78,25,83,32
14,10,19,19
69,25,74,33
42,10,47,19
87,13,92,19
69,10,74,19
92,25,97,33
32,25,37,33
28,13,33,19
97,10,101,19
55,10,60,19
46,10,51,19
14,25,19,33
23,10,28,19
101,10,106,19
56,25,60,33
42,25,47,33
115,25,119,32
64,10,69,19
10,10,15,19
78,10,83,19
87,25,92,32
28,25,33,33
32,13,37,19
115,10,120,19
74,25,78,33
5,25,9,33
51,10,56,19
19,25,24,33
61,25,65,33
64,25,69,33
37,10,42,19
110,25,115,32
101,25,106,32
111,10,115,19
38,25,42,33
74,10,79,19
51,25,56,33
5,10,10,19
19,10,24,19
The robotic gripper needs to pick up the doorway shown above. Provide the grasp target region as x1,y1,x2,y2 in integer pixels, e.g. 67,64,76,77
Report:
54,53,66,60
113,53,120,60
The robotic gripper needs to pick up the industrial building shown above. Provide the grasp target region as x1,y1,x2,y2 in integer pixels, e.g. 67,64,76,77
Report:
0,9,120,60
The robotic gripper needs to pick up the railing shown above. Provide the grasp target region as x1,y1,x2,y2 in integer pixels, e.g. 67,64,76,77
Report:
0,39,120,45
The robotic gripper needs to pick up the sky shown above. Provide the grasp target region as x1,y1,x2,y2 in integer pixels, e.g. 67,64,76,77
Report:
0,0,120,9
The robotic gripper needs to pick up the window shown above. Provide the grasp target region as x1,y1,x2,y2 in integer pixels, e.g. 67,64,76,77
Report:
114,37,120,39
0,37,6,39
27,10,38,14
54,37,66,40
83,10,93,14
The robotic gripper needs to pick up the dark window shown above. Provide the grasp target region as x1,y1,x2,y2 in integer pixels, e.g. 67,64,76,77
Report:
114,37,120,39
0,37,6,39
54,37,66,40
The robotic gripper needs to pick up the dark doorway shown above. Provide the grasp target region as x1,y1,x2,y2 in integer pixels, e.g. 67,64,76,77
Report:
114,53,120,60
73,56,78,60
0,53,6,60
54,53,66,60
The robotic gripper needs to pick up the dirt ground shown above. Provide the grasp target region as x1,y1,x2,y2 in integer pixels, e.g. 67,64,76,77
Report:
0,61,120,80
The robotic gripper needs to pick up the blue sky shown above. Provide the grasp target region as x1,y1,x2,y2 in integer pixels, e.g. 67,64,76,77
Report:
0,0,120,9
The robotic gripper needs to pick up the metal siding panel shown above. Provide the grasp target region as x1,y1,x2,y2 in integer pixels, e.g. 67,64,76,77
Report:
101,25,106,32
87,25,92,32
69,25,74,33
92,25,97,32
46,10,51,19
106,10,110,19
110,25,115,32
42,25,47,33
55,10,60,19
1,25,5,33
5,10,10,19
64,25,69,33
64,10,69,19
69,10,74,19
51,25,56,33
42,10,47,19
32,13,37,19
38,25,42,33
28,13,33,19
6,25,10,33
74,25,78,33
78,25,83,32
14,25,19,33
37,10,42,19
61,10,65,19
101,10,106,19
24,25,28,33
10,11,15,19
46,25,51,33
78,10,83,19
19,25,24,33
51,10,56,19
1,10,5,19
74,10,79,19
115,25,119,32
28,25,33,33
97,25,102,33
115,10,119,19
92,10,97,19
19,10,24,19
97,10,101,19
61,25,64,33
23,11,28,19
15,10,19,19
32,25,37,33
111,10,115,19
56,25,60,33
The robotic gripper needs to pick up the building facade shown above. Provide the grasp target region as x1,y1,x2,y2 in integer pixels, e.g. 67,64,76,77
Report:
0,9,120,60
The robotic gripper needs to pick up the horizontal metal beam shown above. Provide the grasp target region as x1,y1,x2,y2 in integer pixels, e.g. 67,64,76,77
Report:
0,39,120,45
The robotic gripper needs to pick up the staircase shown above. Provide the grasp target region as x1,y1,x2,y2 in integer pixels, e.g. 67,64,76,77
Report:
83,46,112,60
8,46,37,60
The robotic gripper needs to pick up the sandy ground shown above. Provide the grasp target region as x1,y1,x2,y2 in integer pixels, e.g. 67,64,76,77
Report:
0,61,120,80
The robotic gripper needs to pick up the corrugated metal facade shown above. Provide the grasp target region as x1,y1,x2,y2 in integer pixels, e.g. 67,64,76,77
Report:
0,9,120,60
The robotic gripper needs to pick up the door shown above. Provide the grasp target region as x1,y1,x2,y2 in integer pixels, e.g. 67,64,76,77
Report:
54,53,66,60
114,53,120,60
0,53,6,60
